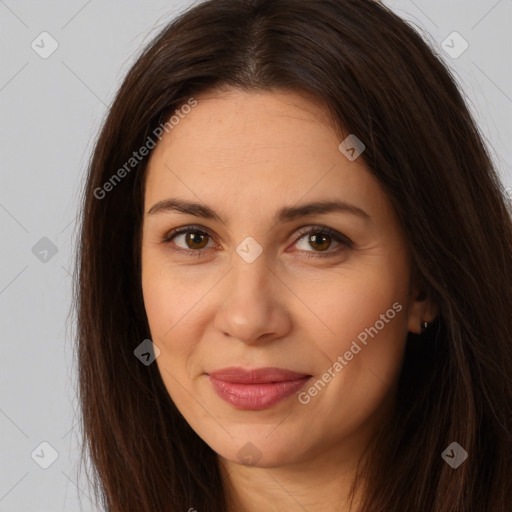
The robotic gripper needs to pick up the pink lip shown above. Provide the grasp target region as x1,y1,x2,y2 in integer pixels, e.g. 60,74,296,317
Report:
208,367,312,410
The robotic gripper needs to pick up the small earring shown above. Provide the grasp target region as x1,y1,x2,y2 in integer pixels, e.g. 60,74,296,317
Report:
421,320,432,331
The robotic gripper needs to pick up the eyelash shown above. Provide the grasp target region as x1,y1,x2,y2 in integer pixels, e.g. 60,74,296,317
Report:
160,224,353,259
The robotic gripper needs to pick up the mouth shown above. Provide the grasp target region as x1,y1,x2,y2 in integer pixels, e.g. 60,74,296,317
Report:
207,367,312,410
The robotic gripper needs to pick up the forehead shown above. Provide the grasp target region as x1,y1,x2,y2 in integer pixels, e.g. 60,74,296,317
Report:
159,88,339,153
143,88,389,225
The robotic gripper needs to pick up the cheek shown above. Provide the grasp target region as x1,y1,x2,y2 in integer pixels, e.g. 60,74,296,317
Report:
141,251,207,342
141,270,173,341
142,265,198,408
311,254,409,349
141,253,214,389
141,262,189,378
297,257,410,432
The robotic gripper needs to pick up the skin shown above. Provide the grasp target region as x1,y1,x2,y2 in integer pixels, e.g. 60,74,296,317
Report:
141,87,436,512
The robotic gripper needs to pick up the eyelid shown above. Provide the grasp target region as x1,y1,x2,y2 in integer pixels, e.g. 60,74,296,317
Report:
161,224,217,252
292,224,353,248
161,224,353,256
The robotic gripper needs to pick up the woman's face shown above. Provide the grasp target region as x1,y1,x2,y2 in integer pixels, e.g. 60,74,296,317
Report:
141,88,429,468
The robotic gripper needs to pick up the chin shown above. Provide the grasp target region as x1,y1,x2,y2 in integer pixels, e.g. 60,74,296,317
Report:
213,432,309,469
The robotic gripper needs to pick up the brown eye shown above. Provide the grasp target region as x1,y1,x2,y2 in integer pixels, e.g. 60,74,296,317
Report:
163,228,214,251
293,226,352,258
307,233,331,251
183,231,209,250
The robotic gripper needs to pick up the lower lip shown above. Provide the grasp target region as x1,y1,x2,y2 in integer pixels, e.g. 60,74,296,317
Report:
208,375,311,410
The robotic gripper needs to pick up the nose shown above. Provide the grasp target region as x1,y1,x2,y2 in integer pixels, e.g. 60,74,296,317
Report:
213,253,292,345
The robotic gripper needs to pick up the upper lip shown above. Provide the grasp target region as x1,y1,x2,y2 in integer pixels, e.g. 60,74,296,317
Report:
208,367,311,384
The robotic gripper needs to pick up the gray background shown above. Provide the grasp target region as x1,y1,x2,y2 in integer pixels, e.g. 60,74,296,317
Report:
1,0,511,510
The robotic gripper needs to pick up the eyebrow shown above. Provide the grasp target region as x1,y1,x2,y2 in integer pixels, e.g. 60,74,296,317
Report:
147,198,370,224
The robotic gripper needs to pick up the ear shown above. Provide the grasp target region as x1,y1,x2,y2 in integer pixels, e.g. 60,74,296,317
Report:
406,282,438,335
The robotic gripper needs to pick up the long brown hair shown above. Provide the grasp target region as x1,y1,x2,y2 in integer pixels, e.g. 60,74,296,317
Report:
73,0,512,510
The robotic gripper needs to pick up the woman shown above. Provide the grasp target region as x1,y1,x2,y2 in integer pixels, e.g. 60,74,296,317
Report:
74,0,512,510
